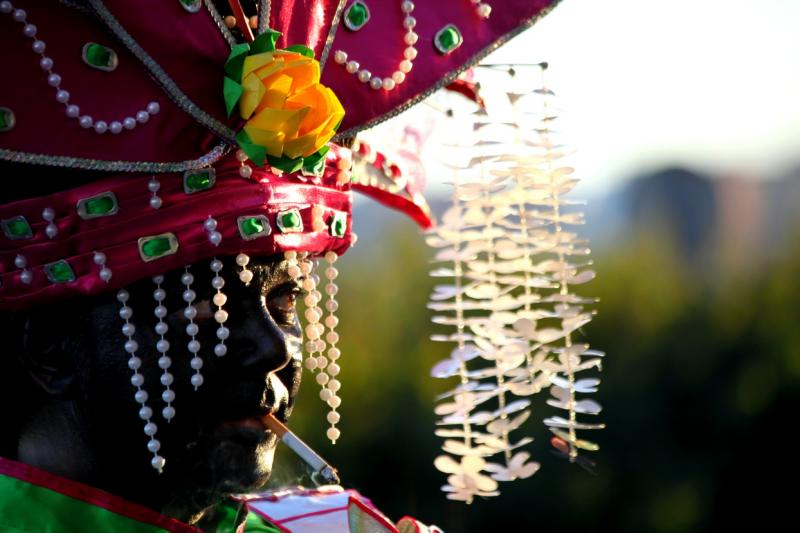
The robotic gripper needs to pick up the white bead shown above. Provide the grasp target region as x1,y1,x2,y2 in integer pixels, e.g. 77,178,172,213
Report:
214,343,227,357
116,290,130,302
401,0,415,13
211,276,225,289
153,288,166,301
328,379,341,392
185,323,198,336
235,253,250,266
65,104,80,117
146,101,160,114
327,410,340,424
369,77,383,90
334,50,347,64
328,347,341,359
0,2,12,14
99,268,112,281
41,207,55,221
79,115,93,128
20,270,32,284
357,69,371,83
239,270,253,284
382,78,395,91
325,283,339,296
239,164,252,178
119,306,133,320
392,70,405,83
327,363,340,376
122,322,135,336
32,39,45,54
55,89,69,103
144,422,158,436
403,16,416,29
316,372,329,385
130,374,144,387
147,178,160,192
325,266,338,279
214,309,228,323
152,275,165,284
345,60,359,74
162,406,175,419
183,306,197,319
190,357,203,370
285,251,297,260
154,305,167,318
403,32,418,46
327,395,342,408
181,272,194,285
404,46,418,60
188,340,201,353
139,406,153,420
22,23,36,37
147,439,161,453
191,374,204,388
213,292,227,307
94,120,108,134
236,149,248,162
108,121,122,134
149,196,162,209
319,388,332,401
316,355,328,368
325,315,339,328
210,260,223,273
123,117,136,130
208,231,222,246
160,372,174,386
151,456,165,471
127,356,141,369
162,389,175,403
399,60,413,73
14,255,26,268
136,110,149,123
155,322,168,335
203,217,217,231
287,265,301,279
158,356,171,369
47,73,61,87
304,357,318,370
156,339,170,353
304,340,318,353
326,427,341,442
182,289,195,302
477,3,492,17
12,8,25,22
124,340,139,354
39,57,53,70
135,390,148,403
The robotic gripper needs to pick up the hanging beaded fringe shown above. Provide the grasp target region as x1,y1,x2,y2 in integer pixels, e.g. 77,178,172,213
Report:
152,275,175,421
117,289,165,472
182,266,204,390
210,258,230,356
321,251,342,443
236,253,253,285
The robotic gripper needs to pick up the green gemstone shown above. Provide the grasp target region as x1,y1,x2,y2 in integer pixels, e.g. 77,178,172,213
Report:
178,0,202,13
238,215,271,240
344,1,370,31
183,169,216,194
77,192,118,219
45,260,75,283
276,209,303,233
1,216,32,239
329,212,347,238
138,233,179,262
82,43,118,71
0,107,15,132
434,24,463,55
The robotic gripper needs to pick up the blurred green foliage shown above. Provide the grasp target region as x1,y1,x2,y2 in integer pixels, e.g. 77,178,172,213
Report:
271,214,799,532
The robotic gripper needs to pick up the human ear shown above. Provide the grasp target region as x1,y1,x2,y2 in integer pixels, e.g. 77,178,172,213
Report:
19,312,78,398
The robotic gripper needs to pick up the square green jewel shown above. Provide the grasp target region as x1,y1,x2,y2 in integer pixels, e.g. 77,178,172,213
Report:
138,233,179,262
1,216,32,240
82,42,118,72
238,215,272,240
344,1,370,31
0,107,15,132
178,0,202,13
329,211,347,238
76,191,118,220
434,24,463,55
45,260,76,284
183,168,216,194
276,208,303,233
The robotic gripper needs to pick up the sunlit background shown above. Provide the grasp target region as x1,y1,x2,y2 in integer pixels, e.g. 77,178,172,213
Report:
274,1,800,531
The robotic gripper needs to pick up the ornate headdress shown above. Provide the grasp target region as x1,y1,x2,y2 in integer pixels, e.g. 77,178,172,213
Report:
0,0,566,490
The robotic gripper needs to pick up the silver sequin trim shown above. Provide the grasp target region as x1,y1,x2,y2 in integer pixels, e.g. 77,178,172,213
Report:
203,0,237,47
319,0,347,69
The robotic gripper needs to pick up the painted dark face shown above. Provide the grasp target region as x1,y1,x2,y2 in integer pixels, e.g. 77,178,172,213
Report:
12,254,304,521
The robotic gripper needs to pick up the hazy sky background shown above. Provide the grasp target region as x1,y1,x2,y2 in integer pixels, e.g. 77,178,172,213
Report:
365,0,800,195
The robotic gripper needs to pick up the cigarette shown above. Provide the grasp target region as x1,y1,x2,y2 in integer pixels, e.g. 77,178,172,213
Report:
261,413,340,485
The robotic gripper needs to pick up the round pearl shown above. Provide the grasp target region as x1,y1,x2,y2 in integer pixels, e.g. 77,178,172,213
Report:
185,323,198,336
399,60,413,73
316,372,329,385
153,288,166,301
285,251,297,260
47,73,61,87
79,115,93,128
305,340,318,353
162,406,175,420
121,323,135,336
55,89,69,103
214,344,227,357
325,266,338,279
136,110,149,123
0,2,11,14
109,121,122,134
94,120,108,134
131,374,144,387
155,322,168,335
182,289,196,303
154,305,167,318
239,270,253,284
401,0,415,13
403,16,416,30
156,339,170,353
305,325,320,340
214,309,228,323
478,3,492,17
327,396,342,409
139,406,153,420
14,255,26,268
191,374,204,388
327,411,341,424
149,196,162,209
119,306,133,320
124,340,139,354
236,253,250,266
20,270,33,284
357,69,371,83
148,178,160,192
123,117,137,130
287,265,301,279
158,356,171,369
146,101,160,114
210,259,223,273
152,274,164,284
345,60,359,74
203,217,218,231
325,315,339,328
211,276,225,290
147,439,161,453
328,379,341,392
304,357,318,371
162,389,175,402
12,8,26,22
181,272,194,285
404,32,418,46
328,347,341,359
208,231,222,246
22,23,36,37
302,277,315,292
213,292,227,307
190,357,203,370
316,355,328,368
66,104,80,117
382,78,396,91
325,283,339,296
127,356,142,369
150,456,165,471
327,363,341,376
144,422,157,436
188,340,201,353
99,268,112,281
39,57,53,70
319,388,333,401
160,373,174,386
334,50,347,64
117,290,130,302
32,40,45,54
369,77,383,90
135,390,149,404
236,149,248,162
404,46,418,60
326,427,341,442
326,299,339,312
239,164,252,178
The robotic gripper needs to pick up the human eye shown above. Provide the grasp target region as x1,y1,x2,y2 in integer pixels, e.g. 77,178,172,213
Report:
267,282,306,327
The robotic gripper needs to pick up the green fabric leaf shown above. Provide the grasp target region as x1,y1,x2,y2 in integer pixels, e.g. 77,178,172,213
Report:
236,130,267,167
302,146,329,176
268,154,304,174
284,44,315,58
223,77,244,117
252,29,281,54
224,43,251,81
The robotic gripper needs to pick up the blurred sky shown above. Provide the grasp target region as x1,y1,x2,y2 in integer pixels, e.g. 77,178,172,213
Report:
365,0,800,195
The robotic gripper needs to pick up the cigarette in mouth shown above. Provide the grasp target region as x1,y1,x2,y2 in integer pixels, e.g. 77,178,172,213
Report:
261,413,340,485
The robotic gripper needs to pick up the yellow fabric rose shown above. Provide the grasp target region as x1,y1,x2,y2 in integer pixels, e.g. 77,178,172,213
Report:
239,50,344,160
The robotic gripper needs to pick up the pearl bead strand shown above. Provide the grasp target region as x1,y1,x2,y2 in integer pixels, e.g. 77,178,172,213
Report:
210,258,230,357
182,267,204,390
469,0,492,18
333,0,418,92
0,0,159,134
152,275,176,422
321,251,342,444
